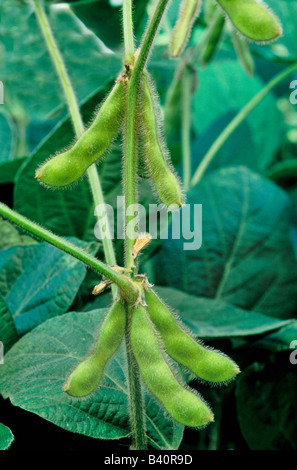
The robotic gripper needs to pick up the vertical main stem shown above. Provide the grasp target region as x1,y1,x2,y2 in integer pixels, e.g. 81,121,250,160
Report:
122,0,147,451
123,0,135,65
33,0,117,292
181,67,192,192
122,0,171,450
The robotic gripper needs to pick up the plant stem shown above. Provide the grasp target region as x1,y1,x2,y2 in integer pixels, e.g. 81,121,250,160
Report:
33,0,117,286
125,305,147,450
124,0,171,268
122,0,170,450
191,61,297,186
123,0,135,65
0,203,137,301
133,0,170,85
181,66,192,192
122,0,146,451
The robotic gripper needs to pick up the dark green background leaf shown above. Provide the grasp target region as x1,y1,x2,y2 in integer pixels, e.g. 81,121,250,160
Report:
154,167,297,319
236,362,297,450
0,293,18,351
0,423,14,450
192,59,283,173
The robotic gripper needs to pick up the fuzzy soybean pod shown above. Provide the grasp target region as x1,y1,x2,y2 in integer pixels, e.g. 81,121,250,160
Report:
131,304,214,427
145,288,240,384
36,81,125,187
216,0,282,43
140,74,184,208
231,31,255,76
64,300,126,398
169,0,202,58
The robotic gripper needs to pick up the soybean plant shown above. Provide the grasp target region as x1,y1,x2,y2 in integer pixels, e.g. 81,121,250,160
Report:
0,0,284,451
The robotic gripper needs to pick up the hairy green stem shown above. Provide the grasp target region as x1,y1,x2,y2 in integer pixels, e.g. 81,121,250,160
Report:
33,0,117,284
122,0,146,451
124,0,171,268
191,62,297,186
0,203,137,300
182,67,192,192
125,304,147,450
123,0,135,65
122,0,171,450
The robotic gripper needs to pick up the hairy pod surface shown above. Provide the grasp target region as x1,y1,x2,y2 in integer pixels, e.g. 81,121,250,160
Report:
216,0,282,42
64,300,126,397
145,289,240,384
170,0,202,57
200,10,225,66
131,304,214,427
36,82,125,187
140,74,184,208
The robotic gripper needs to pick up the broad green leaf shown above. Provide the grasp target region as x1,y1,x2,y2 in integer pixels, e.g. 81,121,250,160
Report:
14,88,122,239
236,363,297,450
0,1,121,121
0,423,14,450
0,239,97,334
0,219,36,250
154,287,294,338
0,292,18,351
193,59,283,172
154,167,297,319
0,309,184,450
255,321,297,352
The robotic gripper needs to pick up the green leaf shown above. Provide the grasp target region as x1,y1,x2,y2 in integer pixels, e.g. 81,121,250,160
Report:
193,59,283,172
0,113,14,163
0,239,97,334
154,167,297,319
154,286,294,338
255,321,297,352
0,219,36,250
0,292,18,351
0,423,14,450
14,88,122,239
0,309,184,450
0,158,26,185
236,363,297,450
0,1,121,121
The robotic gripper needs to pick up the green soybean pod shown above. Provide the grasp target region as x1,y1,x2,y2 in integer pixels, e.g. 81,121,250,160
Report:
140,73,184,208
199,9,225,66
36,81,125,188
64,300,126,398
131,304,214,428
145,288,240,384
216,0,282,43
170,0,202,58
231,30,255,76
